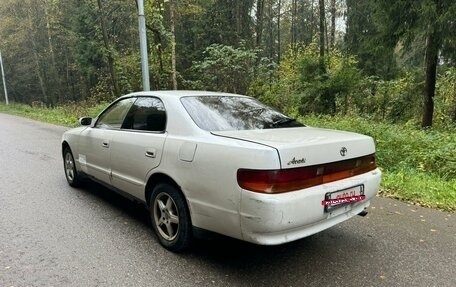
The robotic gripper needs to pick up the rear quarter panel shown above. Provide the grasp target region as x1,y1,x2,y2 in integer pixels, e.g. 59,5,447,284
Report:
155,134,280,241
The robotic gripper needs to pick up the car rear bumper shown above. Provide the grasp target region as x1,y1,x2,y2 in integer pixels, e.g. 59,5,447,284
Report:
239,168,381,245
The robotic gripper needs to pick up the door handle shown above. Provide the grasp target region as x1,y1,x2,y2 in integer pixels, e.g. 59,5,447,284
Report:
102,141,109,148
145,149,156,158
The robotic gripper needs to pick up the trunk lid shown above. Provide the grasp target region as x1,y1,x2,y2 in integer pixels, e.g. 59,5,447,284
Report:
212,127,375,169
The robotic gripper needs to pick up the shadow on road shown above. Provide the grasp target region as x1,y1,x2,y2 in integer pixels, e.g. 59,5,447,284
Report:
75,179,151,226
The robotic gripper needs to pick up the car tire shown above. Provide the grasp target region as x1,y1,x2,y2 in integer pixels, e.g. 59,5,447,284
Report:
63,147,81,187
150,183,192,252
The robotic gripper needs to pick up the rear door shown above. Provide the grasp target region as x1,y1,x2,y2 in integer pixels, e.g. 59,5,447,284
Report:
78,97,135,184
110,97,167,200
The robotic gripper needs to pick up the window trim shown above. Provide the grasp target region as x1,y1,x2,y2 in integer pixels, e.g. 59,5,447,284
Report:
94,97,137,130
122,96,167,133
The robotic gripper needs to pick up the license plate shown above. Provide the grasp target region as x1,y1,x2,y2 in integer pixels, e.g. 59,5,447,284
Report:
322,185,365,211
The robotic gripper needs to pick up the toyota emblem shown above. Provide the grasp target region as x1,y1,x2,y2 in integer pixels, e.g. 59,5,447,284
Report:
340,147,348,156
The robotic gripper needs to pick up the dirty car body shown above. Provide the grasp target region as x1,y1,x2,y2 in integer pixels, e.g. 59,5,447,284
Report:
61,91,381,251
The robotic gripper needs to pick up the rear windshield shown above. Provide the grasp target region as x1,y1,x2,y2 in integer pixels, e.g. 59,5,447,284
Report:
180,96,304,131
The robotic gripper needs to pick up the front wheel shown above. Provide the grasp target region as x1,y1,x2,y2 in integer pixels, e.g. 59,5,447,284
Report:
150,183,192,252
63,147,81,187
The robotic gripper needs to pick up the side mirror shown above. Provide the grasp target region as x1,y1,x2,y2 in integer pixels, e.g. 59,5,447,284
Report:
79,117,92,126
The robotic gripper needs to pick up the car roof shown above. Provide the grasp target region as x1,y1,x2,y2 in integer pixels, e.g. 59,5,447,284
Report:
120,90,250,99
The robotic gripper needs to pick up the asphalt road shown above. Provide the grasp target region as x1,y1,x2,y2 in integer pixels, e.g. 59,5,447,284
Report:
0,113,455,287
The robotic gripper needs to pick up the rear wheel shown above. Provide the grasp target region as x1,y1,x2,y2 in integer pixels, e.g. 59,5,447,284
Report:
63,147,81,187
150,183,192,252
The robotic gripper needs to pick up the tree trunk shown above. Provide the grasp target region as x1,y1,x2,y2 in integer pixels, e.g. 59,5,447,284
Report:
291,0,296,48
236,0,241,41
44,0,56,67
26,5,48,105
268,0,274,59
318,0,325,70
170,0,177,90
330,0,336,47
44,0,60,105
325,16,329,55
97,0,120,97
310,0,315,43
277,0,281,63
255,0,264,48
422,0,442,128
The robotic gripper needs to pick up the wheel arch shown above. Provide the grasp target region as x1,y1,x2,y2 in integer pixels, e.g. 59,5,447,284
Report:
62,141,71,158
145,172,184,206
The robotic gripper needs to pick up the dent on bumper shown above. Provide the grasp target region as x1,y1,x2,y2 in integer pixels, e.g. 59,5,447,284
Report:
241,201,370,245
239,169,381,245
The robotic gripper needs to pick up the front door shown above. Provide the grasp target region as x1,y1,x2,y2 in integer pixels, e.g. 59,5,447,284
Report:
78,97,136,184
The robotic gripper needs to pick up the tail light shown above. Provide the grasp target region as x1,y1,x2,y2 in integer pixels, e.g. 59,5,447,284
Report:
237,154,376,194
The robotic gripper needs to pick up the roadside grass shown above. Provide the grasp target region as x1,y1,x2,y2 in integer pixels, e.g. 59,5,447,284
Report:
381,171,456,211
0,102,106,127
1,102,454,211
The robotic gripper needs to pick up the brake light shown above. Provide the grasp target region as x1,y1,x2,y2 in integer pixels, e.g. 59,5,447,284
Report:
237,154,376,193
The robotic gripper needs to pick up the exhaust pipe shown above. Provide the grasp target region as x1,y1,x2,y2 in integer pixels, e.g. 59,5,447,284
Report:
358,210,368,217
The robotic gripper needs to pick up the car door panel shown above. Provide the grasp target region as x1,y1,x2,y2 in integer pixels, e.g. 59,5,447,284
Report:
110,131,167,200
77,97,136,184
77,128,113,184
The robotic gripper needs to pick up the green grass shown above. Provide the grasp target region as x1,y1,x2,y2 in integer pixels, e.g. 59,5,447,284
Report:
1,103,455,211
0,102,106,127
381,170,456,211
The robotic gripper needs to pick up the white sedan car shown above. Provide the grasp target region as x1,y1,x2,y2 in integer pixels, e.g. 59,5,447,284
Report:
62,91,381,251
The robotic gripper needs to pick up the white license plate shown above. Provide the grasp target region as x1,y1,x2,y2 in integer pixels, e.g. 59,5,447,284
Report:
322,185,365,211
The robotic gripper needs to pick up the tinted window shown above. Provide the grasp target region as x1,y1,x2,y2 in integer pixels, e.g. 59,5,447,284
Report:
121,97,166,132
181,96,303,131
96,98,135,129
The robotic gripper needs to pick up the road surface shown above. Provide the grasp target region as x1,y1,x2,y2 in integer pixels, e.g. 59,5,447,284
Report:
0,113,454,287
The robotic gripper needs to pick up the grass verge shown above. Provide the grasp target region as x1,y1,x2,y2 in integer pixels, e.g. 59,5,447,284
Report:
0,102,106,127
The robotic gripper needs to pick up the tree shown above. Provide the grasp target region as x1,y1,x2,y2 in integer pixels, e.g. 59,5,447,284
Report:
345,0,398,79
330,0,336,47
191,44,257,94
97,0,120,97
318,0,325,69
422,0,442,127
375,0,456,127
169,0,177,90
255,0,265,49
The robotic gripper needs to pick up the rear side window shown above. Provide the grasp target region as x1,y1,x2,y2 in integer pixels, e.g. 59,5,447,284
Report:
181,96,303,131
121,97,166,132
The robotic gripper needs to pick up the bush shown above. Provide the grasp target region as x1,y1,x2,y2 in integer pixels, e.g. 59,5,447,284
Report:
190,44,257,94
249,42,363,116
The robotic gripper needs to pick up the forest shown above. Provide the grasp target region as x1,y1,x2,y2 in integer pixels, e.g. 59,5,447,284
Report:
0,0,455,128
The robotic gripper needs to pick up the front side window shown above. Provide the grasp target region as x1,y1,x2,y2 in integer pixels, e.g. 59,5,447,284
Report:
121,97,166,132
96,98,136,129
181,96,303,131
